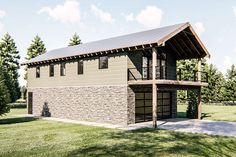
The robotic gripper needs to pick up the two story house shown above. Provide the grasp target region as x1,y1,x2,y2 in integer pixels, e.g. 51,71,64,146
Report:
22,22,210,127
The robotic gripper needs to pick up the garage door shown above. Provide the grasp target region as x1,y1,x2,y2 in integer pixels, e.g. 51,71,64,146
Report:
135,92,171,123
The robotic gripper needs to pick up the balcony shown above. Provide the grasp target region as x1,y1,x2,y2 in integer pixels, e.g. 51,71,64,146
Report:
128,66,208,85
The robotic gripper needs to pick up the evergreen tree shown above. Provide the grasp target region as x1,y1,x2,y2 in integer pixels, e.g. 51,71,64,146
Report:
201,64,225,103
68,33,82,46
177,59,199,102
224,64,236,103
0,65,10,115
0,33,20,102
24,35,46,80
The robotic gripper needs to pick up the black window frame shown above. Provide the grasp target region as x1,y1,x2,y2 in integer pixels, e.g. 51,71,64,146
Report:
60,63,66,76
36,66,40,78
99,56,108,69
49,64,54,77
78,60,83,75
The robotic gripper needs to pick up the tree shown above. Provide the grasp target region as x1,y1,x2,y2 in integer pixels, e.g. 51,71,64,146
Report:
224,64,236,103
0,66,10,115
0,33,20,102
177,59,199,102
24,35,46,80
68,33,82,46
201,64,225,103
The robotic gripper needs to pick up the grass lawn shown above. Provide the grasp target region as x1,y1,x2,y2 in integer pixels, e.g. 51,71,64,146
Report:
178,104,236,122
0,109,236,157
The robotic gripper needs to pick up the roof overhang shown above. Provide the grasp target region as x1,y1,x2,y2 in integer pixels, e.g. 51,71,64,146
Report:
22,22,210,66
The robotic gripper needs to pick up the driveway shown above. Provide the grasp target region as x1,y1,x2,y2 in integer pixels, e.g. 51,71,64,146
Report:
127,118,236,137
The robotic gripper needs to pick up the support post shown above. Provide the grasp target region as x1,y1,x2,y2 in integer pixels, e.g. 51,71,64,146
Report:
198,87,202,119
152,48,157,128
197,58,201,82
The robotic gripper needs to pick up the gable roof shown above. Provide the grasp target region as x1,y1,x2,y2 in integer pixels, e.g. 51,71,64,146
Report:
22,22,210,65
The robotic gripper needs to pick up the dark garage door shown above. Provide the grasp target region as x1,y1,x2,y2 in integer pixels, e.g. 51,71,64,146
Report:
135,92,171,123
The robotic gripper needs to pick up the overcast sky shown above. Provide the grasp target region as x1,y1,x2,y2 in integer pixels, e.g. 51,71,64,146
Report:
0,0,235,86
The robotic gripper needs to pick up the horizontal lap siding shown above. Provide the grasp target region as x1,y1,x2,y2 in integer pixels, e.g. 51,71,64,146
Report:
27,52,128,87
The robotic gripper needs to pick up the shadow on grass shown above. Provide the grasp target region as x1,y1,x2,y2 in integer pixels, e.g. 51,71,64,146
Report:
0,117,37,125
66,128,236,157
201,113,211,119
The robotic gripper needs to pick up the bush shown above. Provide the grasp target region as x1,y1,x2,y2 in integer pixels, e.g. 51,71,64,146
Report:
8,103,27,108
186,90,198,119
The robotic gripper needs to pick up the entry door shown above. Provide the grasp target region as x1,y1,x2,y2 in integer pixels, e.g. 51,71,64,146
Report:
135,92,171,123
28,92,33,114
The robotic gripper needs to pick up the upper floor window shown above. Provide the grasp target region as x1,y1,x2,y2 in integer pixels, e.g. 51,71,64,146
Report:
99,56,108,69
49,64,54,77
78,60,83,74
36,66,40,78
60,63,66,76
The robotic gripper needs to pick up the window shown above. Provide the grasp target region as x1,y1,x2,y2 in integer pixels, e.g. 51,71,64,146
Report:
49,64,54,77
36,66,40,78
60,63,66,76
78,60,83,74
99,56,108,69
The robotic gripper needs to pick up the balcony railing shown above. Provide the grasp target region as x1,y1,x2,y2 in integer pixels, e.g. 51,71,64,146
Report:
128,66,208,83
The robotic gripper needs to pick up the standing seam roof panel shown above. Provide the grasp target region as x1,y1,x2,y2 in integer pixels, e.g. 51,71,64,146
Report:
23,23,188,64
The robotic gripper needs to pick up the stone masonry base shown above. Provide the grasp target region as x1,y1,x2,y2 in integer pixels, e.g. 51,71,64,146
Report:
28,85,130,126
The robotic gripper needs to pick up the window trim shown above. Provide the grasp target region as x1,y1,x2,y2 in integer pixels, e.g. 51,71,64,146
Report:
78,60,83,75
49,64,54,77
36,66,40,78
60,63,66,76
99,56,108,69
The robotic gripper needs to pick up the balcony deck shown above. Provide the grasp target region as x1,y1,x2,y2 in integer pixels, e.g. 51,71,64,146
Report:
128,79,208,87
127,67,208,88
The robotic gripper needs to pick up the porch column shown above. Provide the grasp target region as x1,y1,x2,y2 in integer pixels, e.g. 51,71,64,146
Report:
152,48,157,128
197,59,202,119
198,87,202,120
197,59,201,82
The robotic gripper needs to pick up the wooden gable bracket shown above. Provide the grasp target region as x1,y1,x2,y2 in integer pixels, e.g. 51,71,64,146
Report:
172,38,188,57
167,41,182,58
175,34,193,56
182,31,201,56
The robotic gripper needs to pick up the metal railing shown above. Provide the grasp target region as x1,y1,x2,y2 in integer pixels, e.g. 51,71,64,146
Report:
128,66,208,83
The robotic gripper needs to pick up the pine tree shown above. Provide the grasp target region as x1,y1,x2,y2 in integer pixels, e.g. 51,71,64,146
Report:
201,64,225,103
177,59,198,102
0,65,10,115
68,33,82,46
24,35,46,80
224,65,236,103
0,33,20,102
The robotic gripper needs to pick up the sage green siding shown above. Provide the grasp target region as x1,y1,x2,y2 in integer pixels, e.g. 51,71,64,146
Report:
28,52,128,87
127,51,143,80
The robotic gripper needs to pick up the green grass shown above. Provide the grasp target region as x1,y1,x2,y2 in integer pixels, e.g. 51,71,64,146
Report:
178,104,236,122
0,109,236,157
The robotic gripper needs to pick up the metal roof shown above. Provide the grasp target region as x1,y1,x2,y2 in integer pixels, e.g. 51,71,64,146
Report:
22,22,209,65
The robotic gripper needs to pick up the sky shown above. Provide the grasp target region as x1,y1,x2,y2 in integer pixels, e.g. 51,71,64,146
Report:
0,0,235,86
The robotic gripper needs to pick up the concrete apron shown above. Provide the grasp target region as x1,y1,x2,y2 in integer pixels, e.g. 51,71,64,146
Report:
17,114,236,137
128,118,236,137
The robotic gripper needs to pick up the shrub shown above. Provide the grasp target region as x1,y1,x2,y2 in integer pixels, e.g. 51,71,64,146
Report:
186,90,198,119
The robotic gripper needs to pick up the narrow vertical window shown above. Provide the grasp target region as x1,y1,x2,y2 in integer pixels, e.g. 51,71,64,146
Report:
49,64,54,77
36,66,40,78
78,60,83,74
60,63,66,76
99,56,108,69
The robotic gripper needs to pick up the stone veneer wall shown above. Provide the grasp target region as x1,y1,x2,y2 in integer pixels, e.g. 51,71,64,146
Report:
28,85,130,126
